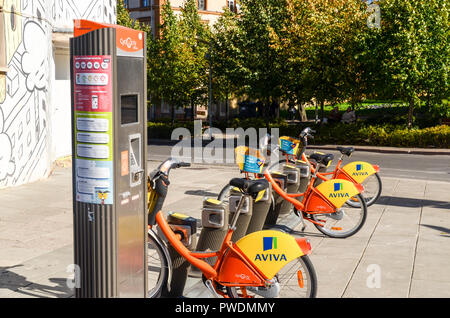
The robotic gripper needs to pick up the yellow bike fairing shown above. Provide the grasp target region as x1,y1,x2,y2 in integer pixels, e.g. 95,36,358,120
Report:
341,161,377,184
235,230,304,279
314,179,361,208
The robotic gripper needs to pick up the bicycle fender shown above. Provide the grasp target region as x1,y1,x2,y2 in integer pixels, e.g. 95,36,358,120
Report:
339,161,378,184
235,230,305,280
306,179,362,211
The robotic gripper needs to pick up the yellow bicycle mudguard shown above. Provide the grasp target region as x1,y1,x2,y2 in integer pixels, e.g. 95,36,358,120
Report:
340,161,377,184
306,179,362,211
235,230,305,279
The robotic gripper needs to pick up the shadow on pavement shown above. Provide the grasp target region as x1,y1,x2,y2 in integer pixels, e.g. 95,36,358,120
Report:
378,196,450,209
0,265,72,298
420,224,450,237
184,190,218,197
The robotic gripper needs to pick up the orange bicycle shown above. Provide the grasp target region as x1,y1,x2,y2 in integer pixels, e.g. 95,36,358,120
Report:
146,158,317,298
218,144,368,238
279,127,382,208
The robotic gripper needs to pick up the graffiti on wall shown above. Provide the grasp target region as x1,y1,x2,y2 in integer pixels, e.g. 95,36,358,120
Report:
0,0,116,188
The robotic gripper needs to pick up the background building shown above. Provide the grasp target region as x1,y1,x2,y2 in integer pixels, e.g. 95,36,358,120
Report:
0,0,116,189
126,0,236,36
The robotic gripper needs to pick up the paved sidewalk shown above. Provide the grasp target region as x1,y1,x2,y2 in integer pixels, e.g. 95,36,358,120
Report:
1,162,449,298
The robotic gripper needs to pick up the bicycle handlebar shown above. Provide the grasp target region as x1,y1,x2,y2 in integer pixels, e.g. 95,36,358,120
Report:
300,127,316,138
156,158,191,176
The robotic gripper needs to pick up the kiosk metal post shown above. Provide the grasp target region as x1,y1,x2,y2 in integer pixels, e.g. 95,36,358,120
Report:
70,20,147,297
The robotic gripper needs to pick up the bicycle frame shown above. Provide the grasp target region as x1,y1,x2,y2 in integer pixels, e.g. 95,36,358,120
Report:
263,166,363,227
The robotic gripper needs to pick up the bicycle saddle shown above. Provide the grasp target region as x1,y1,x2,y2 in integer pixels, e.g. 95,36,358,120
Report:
229,178,269,195
336,146,355,156
309,153,334,166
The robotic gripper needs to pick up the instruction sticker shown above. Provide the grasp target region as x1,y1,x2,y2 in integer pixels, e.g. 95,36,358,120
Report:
242,155,264,174
73,55,114,205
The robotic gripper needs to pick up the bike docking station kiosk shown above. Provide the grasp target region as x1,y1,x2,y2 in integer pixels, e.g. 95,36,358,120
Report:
70,20,148,297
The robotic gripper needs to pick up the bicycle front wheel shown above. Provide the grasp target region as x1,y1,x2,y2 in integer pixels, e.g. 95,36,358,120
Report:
147,228,170,298
226,255,317,298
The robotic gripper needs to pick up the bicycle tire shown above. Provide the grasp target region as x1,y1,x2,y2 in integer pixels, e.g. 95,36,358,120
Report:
147,229,170,298
226,255,317,298
311,193,367,238
346,172,382,207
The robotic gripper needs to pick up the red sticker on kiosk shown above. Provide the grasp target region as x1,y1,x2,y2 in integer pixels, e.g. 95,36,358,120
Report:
73,55,112,113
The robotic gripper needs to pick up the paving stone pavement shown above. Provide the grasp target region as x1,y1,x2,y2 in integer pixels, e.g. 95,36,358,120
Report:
0,162,449,298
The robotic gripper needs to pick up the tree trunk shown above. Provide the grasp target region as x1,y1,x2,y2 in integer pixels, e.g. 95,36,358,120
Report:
408,98,414,129
225,91,229,124
320,99,325,122
264,97,270,129
297,102,307,122
190,98,195,121
314,99,319,123
171,104,175,128
276,100,280,118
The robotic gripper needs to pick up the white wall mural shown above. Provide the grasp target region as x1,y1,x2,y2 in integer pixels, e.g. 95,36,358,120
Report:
0,0,116,188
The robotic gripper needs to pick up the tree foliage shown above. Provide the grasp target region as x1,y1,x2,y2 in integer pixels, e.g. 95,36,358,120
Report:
146,0,210,123
211,0,448,125
362,0,449,127
120,0,448,127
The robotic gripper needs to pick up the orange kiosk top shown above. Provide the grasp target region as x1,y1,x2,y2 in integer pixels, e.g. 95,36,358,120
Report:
74,19,145,57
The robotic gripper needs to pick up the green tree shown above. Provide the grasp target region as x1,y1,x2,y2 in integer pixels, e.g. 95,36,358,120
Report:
147,0,209,125
269,0,368,122
232,0,290,125
210,8,246,122
117,0,149,32
116,0,134,28
179,0,210,120
362,0,449,127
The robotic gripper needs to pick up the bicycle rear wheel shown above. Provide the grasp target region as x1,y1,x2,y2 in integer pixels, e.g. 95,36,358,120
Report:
346,173,382,207
311,194,367,238
226,255,317,298
147,228,169,298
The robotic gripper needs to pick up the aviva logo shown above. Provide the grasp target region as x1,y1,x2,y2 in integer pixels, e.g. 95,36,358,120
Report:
330,182,349,198
334,182,343,192
353,163,368,176
255,237,287,262
263,237,277,251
